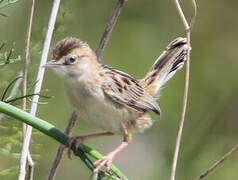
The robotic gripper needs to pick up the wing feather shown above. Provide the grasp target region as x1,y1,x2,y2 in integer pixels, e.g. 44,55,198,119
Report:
102,65,161,115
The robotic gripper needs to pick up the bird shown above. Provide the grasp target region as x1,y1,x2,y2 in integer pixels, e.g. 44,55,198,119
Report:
44,37,189,173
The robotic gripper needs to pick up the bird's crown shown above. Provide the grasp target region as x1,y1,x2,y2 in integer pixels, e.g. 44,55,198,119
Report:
53,37,90,61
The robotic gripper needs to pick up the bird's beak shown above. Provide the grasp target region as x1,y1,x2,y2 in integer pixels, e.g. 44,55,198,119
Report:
42,60,61,68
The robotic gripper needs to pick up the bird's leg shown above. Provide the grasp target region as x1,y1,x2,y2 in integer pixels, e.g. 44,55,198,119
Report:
66,132,114,158
93,132,132,173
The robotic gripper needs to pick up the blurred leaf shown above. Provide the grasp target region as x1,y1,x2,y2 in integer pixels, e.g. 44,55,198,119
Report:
11,152,21,159
5,142,12,151
0,0,19,9
0,167,18,177
0,42,5,50
4,48,13,64
0,44,21,66
0,147,11,155
0,12,7,17
0,125,8,130
8,0,19,4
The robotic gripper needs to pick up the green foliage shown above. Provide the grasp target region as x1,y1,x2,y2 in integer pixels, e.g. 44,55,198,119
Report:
0,43,22,98
0,43,21,67
0,113,23,177
0,113,42,177
0,119,22,156
54,2,73,36
0,75,52,106
0,46,47,179
0,0,19,17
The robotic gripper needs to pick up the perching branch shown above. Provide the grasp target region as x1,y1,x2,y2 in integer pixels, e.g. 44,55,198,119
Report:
194,144,238,180
170,1,196,180
47,111,78,180
48,0,127,179
0,101,129,180
19,0,61,180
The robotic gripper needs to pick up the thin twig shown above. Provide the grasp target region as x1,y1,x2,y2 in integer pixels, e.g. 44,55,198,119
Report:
47,111,78,180
19,0,36,179
47,0,127,179
190,0,197,30
194,144,238,180
170,34,190,180
96,0,126,61
18,0,61,180
18,0,35,180
27,165,34,180
22,0,35,130
170,0,196,180
5,93,51,103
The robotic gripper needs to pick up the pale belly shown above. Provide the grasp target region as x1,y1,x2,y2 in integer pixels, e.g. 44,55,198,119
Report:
65,83,138,134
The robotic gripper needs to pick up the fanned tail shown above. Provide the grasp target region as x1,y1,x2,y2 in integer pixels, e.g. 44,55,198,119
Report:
139,37,189,96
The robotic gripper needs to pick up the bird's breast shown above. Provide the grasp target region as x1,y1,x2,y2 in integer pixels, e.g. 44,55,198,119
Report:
65,80,137,134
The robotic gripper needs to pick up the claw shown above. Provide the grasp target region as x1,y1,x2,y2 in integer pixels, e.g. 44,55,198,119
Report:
93,141,129,173
66,136,86,159
65,132,114,159
93,152,115,173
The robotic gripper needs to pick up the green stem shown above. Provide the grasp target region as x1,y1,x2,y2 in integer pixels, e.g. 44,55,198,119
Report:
0,101,129,180
92,173,98,180
4,93,51,103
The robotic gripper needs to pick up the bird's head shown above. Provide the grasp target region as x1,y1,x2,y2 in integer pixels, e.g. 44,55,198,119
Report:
44,37,98,79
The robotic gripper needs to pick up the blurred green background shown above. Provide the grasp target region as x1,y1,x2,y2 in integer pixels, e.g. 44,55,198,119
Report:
1,0,238,179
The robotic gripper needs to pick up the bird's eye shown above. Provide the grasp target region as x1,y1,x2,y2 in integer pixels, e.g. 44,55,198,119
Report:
69,56,76,63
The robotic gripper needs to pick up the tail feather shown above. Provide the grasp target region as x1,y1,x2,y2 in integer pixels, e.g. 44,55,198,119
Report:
139,37,189,96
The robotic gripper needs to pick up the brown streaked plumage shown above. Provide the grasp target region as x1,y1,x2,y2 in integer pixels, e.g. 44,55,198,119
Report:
53,37,89,61
45,37,189,174
140,37,188,96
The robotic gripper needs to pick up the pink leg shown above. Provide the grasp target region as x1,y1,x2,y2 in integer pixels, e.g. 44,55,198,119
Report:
93,133,132,173
66,132,114,158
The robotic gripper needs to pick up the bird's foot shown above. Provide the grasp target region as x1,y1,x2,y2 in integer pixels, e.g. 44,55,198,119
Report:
93,152,116,173
66,132,114,158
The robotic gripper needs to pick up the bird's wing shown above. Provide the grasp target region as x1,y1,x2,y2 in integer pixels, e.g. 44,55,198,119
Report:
101,65,161,115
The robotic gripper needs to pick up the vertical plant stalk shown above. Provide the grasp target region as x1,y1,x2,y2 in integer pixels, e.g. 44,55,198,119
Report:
194,144,238,180
47,111,78,180
18,0,61,180
170,0,196,180
18,0,35,179
170,33,190,180
95,0,126,61
47,0,127,179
